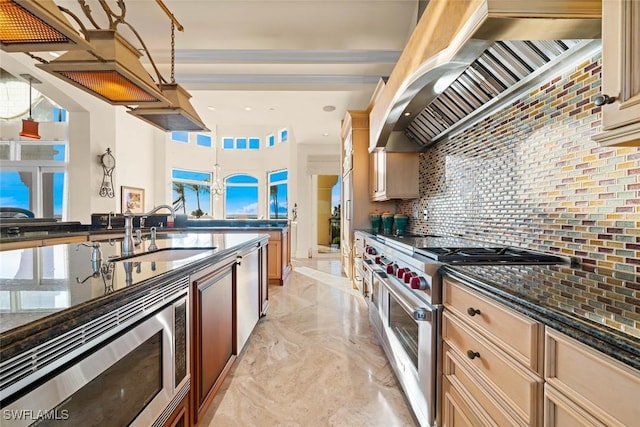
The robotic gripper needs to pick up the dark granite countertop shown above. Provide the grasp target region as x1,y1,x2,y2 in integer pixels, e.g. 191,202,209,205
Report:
0,219,290,243
441,264,640,370
356,230,639,369
0,232,268,361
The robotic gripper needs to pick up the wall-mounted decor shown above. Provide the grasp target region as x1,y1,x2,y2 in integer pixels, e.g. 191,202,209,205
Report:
121,186,144,214
99,148,116,198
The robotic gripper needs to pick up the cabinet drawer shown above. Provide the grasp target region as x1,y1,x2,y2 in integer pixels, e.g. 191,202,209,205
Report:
444,278,544,373
545,329,640,427
442,376,489,427
443,311,543,425
444,343,522,427
544,383,606,427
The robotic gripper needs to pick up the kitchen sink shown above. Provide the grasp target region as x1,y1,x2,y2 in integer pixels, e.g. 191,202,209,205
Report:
118,248,216,262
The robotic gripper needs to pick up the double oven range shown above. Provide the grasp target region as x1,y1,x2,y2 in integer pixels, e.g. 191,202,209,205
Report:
358,232,568,427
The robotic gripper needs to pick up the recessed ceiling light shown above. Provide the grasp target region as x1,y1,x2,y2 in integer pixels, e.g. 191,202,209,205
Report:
323,132,329,136
403,112,411,116
207,106,216,111
322,105,336,112
244,106,252,111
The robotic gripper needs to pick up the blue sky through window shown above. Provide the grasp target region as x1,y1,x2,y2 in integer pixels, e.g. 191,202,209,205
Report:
225,174,258,219
0,171,30,209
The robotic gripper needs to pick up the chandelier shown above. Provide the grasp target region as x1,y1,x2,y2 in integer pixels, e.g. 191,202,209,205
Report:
211,163,224,200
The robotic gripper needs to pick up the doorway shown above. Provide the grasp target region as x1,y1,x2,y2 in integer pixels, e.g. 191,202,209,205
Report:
316,175,341,255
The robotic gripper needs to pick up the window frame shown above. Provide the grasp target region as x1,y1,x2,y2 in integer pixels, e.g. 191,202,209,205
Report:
267,169,288,220
171,168,213,218
224,174,259,219
0,140,68,219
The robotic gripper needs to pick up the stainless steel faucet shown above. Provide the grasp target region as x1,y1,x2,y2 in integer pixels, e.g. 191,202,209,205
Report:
122,210,135,256
107,211,114,230
137,205,176,230
142,204,176,221
148,227,158,251
122,205,175,256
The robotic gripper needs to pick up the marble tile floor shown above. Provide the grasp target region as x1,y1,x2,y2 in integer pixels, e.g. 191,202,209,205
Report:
200,256,419,427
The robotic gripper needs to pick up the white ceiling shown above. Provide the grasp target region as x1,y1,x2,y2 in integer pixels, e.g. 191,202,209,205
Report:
53,0,420,144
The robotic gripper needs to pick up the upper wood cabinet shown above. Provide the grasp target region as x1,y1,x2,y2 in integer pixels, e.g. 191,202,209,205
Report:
341,111,395,277
592,0,640,146
369,150,419,201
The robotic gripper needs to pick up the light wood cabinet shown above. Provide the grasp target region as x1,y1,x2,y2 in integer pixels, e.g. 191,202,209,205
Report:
442,376,489,427
369,150,419,201
442,277,544,426
265,227,291,285
443,277,640,427
340,110,393,279
592,0,640,146
444,278,544,373
544,328,640,426
443,343,521,427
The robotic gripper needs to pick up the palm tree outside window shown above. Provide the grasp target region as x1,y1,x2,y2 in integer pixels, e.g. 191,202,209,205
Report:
268,170,288,219
171,169,212,218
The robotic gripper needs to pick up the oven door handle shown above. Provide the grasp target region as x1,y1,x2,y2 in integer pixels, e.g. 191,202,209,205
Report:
373,270,434,322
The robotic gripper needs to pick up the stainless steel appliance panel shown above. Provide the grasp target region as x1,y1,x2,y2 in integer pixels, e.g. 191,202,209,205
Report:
2,297,188,427
373,269,440,427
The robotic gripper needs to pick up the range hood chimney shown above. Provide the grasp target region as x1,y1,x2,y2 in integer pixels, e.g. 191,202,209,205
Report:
370,0,602,152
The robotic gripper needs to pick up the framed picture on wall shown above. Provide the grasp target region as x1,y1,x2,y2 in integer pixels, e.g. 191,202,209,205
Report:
121,186,145,214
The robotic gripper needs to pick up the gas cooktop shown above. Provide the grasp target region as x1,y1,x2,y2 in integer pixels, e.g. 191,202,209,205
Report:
416,247,567,264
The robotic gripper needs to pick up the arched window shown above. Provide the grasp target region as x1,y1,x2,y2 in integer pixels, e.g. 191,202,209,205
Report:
224,174,259,219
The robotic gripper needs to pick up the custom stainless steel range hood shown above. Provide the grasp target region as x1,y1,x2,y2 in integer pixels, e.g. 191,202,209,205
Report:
370,0,602,152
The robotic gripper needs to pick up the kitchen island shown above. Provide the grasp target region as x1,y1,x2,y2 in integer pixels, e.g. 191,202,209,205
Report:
0,231,269,427
0,218,291,286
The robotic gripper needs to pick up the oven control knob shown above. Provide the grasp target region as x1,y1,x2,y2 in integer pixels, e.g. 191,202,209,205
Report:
386,264,397,275
366,246,377,255
403,271,416,284
374,256,383,265
396,267,408,279
410,276,429,290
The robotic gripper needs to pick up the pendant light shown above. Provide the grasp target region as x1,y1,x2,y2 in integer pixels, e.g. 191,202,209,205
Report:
19,74,40,139
0,0,92,52
37,29,170,106
127,21,209,132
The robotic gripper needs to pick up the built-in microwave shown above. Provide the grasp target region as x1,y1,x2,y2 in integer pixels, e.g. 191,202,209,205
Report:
1,296,189,427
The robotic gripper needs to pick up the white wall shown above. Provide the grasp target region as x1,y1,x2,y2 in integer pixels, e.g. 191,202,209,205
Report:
294,143,341,258
1,51,343,258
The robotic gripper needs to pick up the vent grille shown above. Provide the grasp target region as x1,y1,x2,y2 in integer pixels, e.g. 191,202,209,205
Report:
0,276,189,396
406,40,580,144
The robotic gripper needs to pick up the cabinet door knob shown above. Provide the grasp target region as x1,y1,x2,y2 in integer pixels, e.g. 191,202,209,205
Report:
466,350,481,360
467,307,481,316
594,94,616,106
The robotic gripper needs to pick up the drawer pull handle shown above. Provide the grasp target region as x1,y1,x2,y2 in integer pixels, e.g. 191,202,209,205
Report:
467,307,481,316
466,350,481,360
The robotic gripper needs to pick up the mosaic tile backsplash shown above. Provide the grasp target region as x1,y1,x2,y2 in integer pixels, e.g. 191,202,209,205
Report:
398,52,640,275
